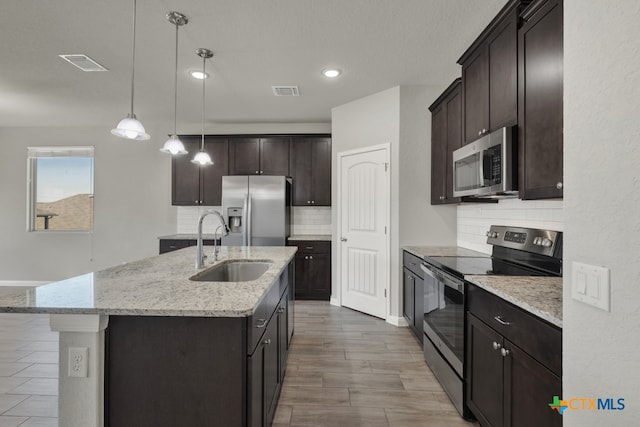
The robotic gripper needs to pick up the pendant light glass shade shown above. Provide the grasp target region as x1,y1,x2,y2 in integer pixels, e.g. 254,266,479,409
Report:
160,11,188,155
161,134,188,155
111,113,149,140
192,150,213,165
112,0,149,141
191,48,214,166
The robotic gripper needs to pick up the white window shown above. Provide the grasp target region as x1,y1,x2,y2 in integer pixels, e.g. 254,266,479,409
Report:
27,147,95,232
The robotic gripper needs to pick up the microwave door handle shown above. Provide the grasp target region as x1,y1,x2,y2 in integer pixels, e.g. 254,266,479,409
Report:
478,152,484,187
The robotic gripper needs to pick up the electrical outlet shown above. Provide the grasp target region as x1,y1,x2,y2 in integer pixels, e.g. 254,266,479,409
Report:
68,347,88,378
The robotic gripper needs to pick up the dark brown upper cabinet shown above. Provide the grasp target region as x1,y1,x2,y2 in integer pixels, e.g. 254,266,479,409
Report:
518,0,564,199
289,136,331,206
429,79,462,205
172,136,229,206
458,0,528,144
229,137,290,176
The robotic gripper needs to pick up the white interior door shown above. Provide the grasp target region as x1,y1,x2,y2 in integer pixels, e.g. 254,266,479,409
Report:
339,145,389,319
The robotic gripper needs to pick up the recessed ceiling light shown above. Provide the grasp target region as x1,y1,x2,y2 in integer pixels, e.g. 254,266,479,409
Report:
322,68,342,78
190,70,209,80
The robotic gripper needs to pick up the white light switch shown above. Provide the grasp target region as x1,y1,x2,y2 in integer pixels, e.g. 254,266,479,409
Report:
572,262,610,311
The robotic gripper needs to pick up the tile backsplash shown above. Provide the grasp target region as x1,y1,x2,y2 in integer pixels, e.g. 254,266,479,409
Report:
457,199,563,254
176,206,332,235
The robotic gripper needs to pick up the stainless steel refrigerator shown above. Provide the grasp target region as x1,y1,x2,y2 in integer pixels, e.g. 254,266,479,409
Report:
221,176,291,246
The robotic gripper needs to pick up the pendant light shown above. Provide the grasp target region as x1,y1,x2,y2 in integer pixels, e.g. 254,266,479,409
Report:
111,0,149,140
160,11,188,155
191,48,214,166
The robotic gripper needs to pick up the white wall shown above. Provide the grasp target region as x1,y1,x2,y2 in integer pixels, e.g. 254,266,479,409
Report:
457,199,563,254
331,86,457,321
564,1,640,424
0,125,177,281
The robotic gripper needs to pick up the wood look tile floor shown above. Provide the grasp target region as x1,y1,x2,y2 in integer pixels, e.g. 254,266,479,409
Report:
0,301,477,427
276,301,477,427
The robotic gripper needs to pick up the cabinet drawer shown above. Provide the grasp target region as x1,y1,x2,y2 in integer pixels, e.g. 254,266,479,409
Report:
403,251,424,278
290,241,330,254
467,284,561,376
248,282,281,355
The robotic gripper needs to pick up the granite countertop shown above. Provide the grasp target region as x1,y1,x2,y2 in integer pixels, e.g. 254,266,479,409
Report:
464,275,563,328
0,246,297,318
159,234,217,240
288,235,331,241
403,246,489,258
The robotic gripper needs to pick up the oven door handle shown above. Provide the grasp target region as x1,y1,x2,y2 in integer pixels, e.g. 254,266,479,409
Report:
421,263,464,293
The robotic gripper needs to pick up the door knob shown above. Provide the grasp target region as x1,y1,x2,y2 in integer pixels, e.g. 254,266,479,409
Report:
341,238,347,242
556,182,563,190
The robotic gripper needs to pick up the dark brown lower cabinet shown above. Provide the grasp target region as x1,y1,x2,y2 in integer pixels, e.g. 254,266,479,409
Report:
466,284,562,427
402,251,424,342
289,241,331,300
106,264,293,427
159,238,217,254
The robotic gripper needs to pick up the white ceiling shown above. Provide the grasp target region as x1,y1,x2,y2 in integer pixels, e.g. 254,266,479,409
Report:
0,0,506,130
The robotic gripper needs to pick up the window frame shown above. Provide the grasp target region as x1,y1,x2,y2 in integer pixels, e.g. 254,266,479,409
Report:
27,146,95,233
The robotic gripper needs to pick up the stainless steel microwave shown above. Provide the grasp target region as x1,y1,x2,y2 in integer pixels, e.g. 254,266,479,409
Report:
452,126,518,198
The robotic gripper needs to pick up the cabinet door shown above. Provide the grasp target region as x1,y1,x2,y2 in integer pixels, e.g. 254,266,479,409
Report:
445,87,462,203
413,275,424,341
518,0,564,199
259,137,290,176
488,15,518,130
248,317,279,427
430,104,447,205
290,139,313,205
403,268,415,327
307,252,331,300
311,138,331,206
504,340,562,427
277,295,288,381
463,49,489,143
293,252,309,298
172,138,202,205
230,138,260,175
201,137,229,206
467,314,504,427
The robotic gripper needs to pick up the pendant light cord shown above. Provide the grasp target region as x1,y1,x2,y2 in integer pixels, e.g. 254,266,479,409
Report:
201,54,206,151
173,20,179,135
130,0,137,116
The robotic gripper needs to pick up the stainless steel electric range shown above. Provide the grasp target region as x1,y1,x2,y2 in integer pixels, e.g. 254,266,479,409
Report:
420,225,562,418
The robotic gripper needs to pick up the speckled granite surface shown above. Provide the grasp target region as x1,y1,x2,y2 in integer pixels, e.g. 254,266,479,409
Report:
403,246,489,258
0,246,296,317
288,235,332,241
465,275,563,328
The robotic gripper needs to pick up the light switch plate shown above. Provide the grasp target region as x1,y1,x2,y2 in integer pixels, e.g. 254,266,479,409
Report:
571,261,610,311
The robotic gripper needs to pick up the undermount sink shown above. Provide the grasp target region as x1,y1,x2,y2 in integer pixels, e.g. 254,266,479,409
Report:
190,260,272,282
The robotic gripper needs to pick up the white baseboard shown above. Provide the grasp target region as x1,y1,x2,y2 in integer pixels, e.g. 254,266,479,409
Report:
386,315,408,327
330,297,340,307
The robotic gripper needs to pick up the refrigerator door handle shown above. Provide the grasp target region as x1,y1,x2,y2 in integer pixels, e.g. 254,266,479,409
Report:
247,195,253,246
242,194,249,246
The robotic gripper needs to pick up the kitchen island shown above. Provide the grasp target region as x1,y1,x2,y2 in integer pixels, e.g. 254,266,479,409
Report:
0,245,297,427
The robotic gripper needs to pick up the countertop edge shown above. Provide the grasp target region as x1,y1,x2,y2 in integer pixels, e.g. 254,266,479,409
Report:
465,275,563,328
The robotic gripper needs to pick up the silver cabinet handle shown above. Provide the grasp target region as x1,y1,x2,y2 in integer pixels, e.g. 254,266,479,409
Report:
263,338,271,345
478,130,482,136
255,318,267,329
492,341,502,350
304,256,308,260
482,128,487,134
305,246,314,250
255,170,259,174
277,306,285,314
556,182,563,190
494,316,511,326
307,200,311,204
501,348,510,357
309,255,313,260
311,200,315,204
341,237,347,242
439,196,445,200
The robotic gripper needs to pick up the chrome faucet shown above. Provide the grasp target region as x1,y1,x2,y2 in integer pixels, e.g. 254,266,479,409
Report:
196,210,229,269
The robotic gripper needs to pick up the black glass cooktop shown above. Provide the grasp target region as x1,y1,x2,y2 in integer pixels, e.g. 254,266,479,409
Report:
425,256,552,279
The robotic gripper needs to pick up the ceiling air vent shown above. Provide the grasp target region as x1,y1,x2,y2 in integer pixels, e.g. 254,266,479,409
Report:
59,54,108,72
272,86,299,96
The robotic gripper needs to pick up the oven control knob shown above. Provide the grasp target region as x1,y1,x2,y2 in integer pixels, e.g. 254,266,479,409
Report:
533,237,541,245
541,238,553,247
